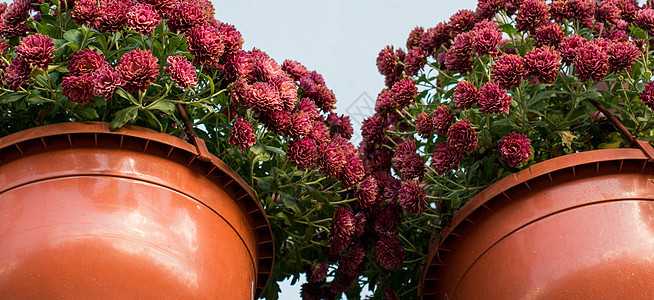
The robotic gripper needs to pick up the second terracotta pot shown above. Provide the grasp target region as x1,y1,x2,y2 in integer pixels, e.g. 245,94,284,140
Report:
420,148,654,299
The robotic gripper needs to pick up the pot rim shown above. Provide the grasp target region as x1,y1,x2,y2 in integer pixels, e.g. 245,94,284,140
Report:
419,148,650,297
0,122,274,298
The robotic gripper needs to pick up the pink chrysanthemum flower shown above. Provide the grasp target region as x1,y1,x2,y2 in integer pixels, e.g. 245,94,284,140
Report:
115,48,159,93
92,65,124,99
341,151,365,188
419,22,449,56
72,0,100,25
432,105,455,136
259,110,292,134
453,81,479,110
448,119,479,153
62,75,94,104
448,9,477,36
515,0,550,33
524,46,561,83
472,26,502,56
491,54,525,89
15,34,57,70
415,112,434,137
223,50,254,81
636,8,654,31
390,78,418,109
640,81,654,111
608,41,640,73
479,82,512,114
559,34,587,65
247,81,284,112
165,56,197,88
374,205,400,236
68,49,108,77
287,137,318,170
186,24,225,68
375,236,405,270
289,111,313,137
574,43,608,82
376,45,397,76
166,2,207,33
404,47,425,76
498,132,532,167
356,176,379,209
533,22,564,48
4,58,30,91
229,118,256,151
217,22,243,55
252,49,284,81
318,141,346,178
299,98,320,120
431,142,463,175
329,206,356,254
125,3,161,35
282,59,310,81
398,180,426,215
309,120,332,145
95,0,130,32
406,26,424,49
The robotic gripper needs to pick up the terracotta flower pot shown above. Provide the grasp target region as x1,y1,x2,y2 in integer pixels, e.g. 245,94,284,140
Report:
420,148,654,299
0,122,274,299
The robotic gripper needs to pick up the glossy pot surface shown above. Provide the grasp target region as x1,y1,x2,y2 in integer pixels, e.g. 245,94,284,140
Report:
420,149,654,299
0,122,274,299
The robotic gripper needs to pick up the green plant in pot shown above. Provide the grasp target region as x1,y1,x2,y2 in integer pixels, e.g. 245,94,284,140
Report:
0,0,366,298
302,0,654,299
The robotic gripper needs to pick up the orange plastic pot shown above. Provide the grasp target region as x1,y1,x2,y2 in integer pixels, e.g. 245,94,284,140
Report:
0,122,274,299
420,148,654,299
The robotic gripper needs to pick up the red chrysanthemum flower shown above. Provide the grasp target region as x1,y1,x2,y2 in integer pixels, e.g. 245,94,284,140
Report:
375,89,394,114
432,105,455,136
95,0,130,32
15,33,57,70
479,81,512,114
252,48,283,81
287,137,318,170
639,81,654,111
448,119,479,153
574,43,608,82
472,25,502,56
329,206,356,254
384,286,399,300
533,22,564,48
341,151,365,188
448,9,477,36
271,74,298,113
445,34,474,74
376,45,397,76
309,262,329,283
2,0,30,27
282,59,310,81
165,56,197,88
92,65,124,99
352,211,367,239
415,112,434,137
186,24,224,68
515,0,550,33
115,48,159,93
309,120,332,145
453,80,479,110
4,58,30,91
326,113,354,139
406,26,424,49
223,51,254,81
229,118,256,151
72,0,100,25
400,152,425,181
404,47,425,76
125,3,161,35
559,34,586,65
390,77,418,109
259,110,292,134
398,180,426,215
361,115,386,145
166,2,207,33
62,75,94,104
318,141,346,178
636,8,654,31
289,111,313,137
431,142,463,175
603,29,629,43
382,177,401,204
491,54,525,89
375,236,405,270
338,244,365,276
298,98,319,120
597,1,622,27
498,132,532,167
312,84,337,113
247,81,284,112
608,41,640,73
419,22,450,56
356,176,379,209
330,273,357,294
68,49,108,77
217,22,243,55
374,205,400,236
524,46,561,83
476,0,505,20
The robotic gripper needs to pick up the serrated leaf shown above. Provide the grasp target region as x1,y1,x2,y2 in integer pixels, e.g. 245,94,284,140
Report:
111,106,139,129
147,100,176,114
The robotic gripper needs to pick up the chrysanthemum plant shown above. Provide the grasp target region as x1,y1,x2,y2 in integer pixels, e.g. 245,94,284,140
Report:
0,0,367,297
303,0,654,299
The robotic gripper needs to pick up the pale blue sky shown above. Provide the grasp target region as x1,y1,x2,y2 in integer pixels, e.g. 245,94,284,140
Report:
211,1,477,298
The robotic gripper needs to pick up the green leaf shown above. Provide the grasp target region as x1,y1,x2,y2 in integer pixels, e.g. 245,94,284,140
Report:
111,106,139,130
76,107,99,120
278,191,300,214
147,100,176,115
142,110,163,131
1,92,28,104
26,96,48,104
63,29,82,44
114,87,137,104
264,146,286,155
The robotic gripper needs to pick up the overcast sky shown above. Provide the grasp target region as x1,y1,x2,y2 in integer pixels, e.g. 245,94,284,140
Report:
215,0,478,144
212,1,477,298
